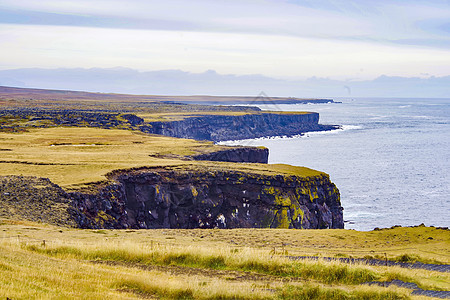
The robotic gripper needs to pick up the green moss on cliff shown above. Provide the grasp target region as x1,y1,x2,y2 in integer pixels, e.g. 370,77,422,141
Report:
261,185,310,229
94,210,115,227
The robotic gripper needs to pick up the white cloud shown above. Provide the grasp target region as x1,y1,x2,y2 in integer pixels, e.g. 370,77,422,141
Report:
0,0,449,78
1,23,449,79
2,0,448,42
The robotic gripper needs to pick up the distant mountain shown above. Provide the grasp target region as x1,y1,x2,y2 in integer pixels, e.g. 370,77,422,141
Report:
0,68,448,98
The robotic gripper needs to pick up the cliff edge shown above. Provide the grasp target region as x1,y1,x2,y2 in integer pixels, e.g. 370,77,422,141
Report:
142,112,338,142
70,164,343,230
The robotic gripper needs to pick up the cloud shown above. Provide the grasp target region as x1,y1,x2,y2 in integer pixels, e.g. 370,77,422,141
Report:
2,22,449,80
0,1,365,38
0,7,201,31
1,0,449,47
0,0,449,79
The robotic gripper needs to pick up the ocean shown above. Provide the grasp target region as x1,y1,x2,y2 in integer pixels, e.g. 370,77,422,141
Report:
219,98,450,231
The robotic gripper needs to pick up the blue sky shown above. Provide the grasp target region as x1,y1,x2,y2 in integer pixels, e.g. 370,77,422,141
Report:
0,0,449,80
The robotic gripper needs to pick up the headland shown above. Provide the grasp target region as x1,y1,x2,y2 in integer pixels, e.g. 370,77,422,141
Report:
0,86,342,229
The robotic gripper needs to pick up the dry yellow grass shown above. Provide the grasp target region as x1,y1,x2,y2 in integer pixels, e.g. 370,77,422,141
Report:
0,242,277,299
2,220,447,265
4,220,440,299
136,111,254,122
0,218,448,299
0,127,323,187
2,240,413,299
136,111,312,122
0,127,201,185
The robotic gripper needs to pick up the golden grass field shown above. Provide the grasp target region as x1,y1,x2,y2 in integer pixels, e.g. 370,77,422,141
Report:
0,127,323,188
0,219,448,299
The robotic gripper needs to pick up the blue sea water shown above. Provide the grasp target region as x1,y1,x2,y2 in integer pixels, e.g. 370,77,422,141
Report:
220,98,450,231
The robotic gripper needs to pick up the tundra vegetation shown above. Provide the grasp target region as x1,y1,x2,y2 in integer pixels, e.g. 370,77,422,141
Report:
0,86,448,299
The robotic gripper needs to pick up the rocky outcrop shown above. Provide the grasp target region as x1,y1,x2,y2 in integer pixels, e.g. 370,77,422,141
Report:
69,183,128,229
141,113,339,142
0,109,134,132
0,176,76,227
192,147,269,163
69,168,343,230
120,114,144,125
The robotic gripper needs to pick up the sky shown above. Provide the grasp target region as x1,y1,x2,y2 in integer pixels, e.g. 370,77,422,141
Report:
0,0,449,80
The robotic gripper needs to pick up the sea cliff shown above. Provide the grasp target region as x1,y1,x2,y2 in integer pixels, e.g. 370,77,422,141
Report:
69,166,343,230
192,146,269,163
141,112,338,142
0,87,344,230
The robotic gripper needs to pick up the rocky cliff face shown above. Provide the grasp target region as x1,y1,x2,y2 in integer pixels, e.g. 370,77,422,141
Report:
192,147,269,163
141,113,338,142
1,109,338,142
70,168,343,230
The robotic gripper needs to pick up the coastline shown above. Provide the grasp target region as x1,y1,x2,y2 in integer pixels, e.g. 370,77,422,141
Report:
0,85,345,230
0,88,448,298
217,124,350,145
220,98,450,231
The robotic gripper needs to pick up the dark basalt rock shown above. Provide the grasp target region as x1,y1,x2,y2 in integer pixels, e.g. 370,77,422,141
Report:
120,114,144,125
192,147,269,163
69,183,128,229
141,113,339,142
69,169,344,230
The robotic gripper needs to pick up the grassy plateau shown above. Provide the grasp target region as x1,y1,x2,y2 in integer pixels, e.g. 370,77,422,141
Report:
0,127,323,190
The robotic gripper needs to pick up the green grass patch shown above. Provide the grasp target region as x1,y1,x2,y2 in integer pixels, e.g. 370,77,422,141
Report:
25,244,382,285
117,278,195,300
277,284,408,300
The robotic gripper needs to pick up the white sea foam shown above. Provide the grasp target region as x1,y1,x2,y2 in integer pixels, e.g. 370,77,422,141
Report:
217,125,362,146
369,115,388,120
411,115,432,119
341,125,362,130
